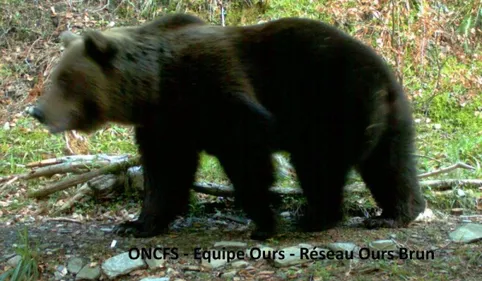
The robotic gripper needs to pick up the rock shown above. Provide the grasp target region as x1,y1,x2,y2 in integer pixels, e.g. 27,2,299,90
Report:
77,265,101,280
274,246,310,267
7,255,21,267
54,272,64,281
246,245,277,260
449,223,482,243
231,260,249,268
127,166,144,191
101,252,146,279
67,257,86,274
451,208,464,216
166,268,176,274
456,189,466,197
298,243,313,249
145,255,166,269
327,242,358,253
214,241,248,249
100,227,113,233
200,250,228,269
280,211,291,217
415,208,435,222
223,270,237,278
258,270,275,277
368,240,398,251
182,265,201,272
54,265,68,280
140,278,170,281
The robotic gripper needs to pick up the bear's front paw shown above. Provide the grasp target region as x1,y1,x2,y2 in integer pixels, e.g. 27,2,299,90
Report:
297,212,341,233
112,219,168,238
364,217,407,229
250,227,275,241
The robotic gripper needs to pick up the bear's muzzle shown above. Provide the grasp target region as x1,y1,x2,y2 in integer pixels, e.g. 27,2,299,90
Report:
27,106,45,124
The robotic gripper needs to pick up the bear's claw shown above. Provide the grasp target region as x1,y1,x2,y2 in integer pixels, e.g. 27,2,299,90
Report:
112,220,168,238
250,228,275,241
364,217,408,229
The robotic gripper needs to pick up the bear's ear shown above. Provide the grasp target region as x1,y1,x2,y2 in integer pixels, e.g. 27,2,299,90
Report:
82,30,118,63
60,31,81,48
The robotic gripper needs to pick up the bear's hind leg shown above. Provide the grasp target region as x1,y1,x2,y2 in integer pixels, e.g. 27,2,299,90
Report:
357,124,426,229
216,148,277,241
113,126,199,238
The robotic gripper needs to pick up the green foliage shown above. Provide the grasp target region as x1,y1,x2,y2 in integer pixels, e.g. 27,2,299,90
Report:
0,120,65,175
189,190,206,216
0,228,40,281
424,188,479,210
195,153,229,184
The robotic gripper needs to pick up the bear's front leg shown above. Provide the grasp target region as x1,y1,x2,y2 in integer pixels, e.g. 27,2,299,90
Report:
113,125,199,238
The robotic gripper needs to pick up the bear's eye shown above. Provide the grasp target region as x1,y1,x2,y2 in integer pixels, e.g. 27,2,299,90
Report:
58,78,68,88
56,73,70,89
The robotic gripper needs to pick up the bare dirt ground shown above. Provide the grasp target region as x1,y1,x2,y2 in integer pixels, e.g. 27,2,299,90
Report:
1,212,481,281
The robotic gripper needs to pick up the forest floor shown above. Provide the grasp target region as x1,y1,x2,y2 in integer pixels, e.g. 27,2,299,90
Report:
0,207,481,281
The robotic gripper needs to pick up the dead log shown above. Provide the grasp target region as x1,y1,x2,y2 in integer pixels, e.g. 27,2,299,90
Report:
2,153,479,201
127,166,482,196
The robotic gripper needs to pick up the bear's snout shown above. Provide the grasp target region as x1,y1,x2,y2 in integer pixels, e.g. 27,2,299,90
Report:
27,106,45,124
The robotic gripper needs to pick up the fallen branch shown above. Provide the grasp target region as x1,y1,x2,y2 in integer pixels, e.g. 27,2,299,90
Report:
28,157,138,199
0,154,131,184
52,184,91,216
5,153,480,201
418,179,482,191
418,162,475,179
25,154,130,168
185,179,482,197
51,173,126,215
1,162,102,184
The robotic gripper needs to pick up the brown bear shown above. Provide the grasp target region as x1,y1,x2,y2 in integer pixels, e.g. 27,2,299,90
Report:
29,13,426,240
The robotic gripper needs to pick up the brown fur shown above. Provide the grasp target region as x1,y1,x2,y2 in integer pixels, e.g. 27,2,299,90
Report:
30,13,426,240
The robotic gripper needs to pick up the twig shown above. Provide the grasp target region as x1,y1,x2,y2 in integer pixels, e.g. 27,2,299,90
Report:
92,0,111,12
0,254,17,264
52,184,91,215
24,37,42,66
2,162,95,183
418,162,475,178
412,153,443,163
219,0,225,27
26,158,64,168
2,176,18,187
214,214,249,224
43,217,82,223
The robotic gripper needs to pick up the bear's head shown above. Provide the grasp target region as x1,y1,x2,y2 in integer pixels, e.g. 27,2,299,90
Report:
29,30,119,134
